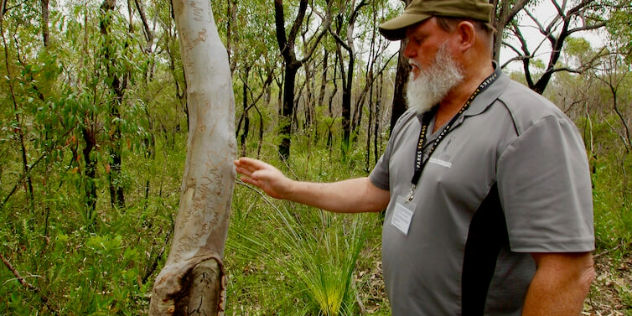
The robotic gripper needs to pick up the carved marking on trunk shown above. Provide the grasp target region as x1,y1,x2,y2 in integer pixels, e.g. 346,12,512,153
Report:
190,0,205,22
150,0,234,313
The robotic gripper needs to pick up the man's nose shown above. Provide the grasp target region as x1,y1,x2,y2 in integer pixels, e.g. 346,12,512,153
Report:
403,39,415,59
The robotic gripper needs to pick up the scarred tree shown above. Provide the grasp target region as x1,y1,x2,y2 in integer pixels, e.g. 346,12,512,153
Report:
148,0,236,314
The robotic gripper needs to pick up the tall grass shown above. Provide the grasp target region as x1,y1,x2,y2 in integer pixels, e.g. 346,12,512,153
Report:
226,144,376,315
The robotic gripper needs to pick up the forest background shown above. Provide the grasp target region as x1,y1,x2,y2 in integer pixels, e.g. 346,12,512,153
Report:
0,0,631,315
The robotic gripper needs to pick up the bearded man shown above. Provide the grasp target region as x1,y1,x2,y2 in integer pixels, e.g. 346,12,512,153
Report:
234,0,595,314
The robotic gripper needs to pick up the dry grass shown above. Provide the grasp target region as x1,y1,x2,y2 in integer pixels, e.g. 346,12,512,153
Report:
585,250,632,315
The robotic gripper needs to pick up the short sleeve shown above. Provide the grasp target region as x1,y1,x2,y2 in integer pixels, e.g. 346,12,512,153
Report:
370,135,394,191
369,110,417,191
497,115,594,253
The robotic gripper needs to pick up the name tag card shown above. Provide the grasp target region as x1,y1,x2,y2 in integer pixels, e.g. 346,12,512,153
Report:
391,196,416,235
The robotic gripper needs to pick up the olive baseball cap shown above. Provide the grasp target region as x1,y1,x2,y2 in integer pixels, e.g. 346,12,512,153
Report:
379,0,494,41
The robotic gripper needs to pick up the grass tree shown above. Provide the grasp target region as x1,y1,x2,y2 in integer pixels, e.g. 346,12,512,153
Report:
148,0,236,314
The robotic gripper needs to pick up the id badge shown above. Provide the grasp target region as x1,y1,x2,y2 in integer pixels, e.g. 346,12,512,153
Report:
390,196,416,235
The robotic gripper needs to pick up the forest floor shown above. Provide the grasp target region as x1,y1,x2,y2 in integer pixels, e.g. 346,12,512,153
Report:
586,248,632,315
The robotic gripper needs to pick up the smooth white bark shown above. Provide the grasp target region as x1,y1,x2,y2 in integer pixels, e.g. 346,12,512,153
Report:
149,0,235,314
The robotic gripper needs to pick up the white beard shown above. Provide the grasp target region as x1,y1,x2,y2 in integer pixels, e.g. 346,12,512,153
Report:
406,43,465,114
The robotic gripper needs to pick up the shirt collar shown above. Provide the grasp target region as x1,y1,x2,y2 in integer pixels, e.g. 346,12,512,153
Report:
463,61,508,117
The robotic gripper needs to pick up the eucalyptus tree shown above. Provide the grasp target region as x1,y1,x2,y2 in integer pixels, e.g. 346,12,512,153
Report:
225,0,278,158
148,0,236,313
319,38,340,149
274,0,332,160
158,0,188,141
350,0,396,144
225,0,237,74
335,0,397,169
501,0,606,94
0,0,77,214
605,0,632,61
99,0,129,209
491,0,532,62
41,0,50,46
127,0,172,204
593,47,632,153
0,0,34,206
328,0,367,154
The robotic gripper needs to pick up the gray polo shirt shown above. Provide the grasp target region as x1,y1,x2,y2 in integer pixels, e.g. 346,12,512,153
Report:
370,69,594,316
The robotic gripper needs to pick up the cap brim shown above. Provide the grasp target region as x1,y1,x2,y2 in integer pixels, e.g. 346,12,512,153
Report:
378,13,431,41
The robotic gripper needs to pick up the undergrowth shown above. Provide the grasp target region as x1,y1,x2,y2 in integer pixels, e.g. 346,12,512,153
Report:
0,122,631,315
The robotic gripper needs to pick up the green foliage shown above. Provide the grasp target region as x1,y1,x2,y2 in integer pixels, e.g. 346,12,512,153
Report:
226,146,388,316
228,196,368,316
605,0,632,62
0,0,630,314
0,132,184,314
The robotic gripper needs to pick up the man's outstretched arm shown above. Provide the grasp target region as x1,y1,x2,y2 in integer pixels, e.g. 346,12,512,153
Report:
234,157,390,213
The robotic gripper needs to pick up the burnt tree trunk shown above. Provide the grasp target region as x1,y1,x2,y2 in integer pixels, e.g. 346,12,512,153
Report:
389,0,411,134
100,0,127,209
274,0,331,160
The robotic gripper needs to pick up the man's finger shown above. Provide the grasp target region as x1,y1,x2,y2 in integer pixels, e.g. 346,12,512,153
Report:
236,157,270,172
235,166,256,178
240,176,256,186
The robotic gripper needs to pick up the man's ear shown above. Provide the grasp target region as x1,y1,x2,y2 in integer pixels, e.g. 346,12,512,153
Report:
456,21,476,52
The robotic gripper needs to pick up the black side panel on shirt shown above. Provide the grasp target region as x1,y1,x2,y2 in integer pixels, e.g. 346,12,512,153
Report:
462,183,509,316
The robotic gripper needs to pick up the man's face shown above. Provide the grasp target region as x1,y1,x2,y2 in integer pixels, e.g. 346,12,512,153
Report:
404,19,465,114
404,18,452,79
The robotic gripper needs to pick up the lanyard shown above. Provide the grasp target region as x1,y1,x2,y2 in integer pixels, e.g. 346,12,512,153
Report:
407,70,499,201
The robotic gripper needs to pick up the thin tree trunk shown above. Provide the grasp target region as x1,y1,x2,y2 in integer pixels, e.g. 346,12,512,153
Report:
143,104,156,210
274,0,331,159
327,52,339,150
303,60,313,129
374,71,384,165
226,0,237,75
149,0,236,313
315,49,328,142
100,0,126,209
0,7,34,205
240,67,251,157
366,77,374,172
279,63,299,160
82,125,98,229
164,7,188,143
41,0,49,47
389,0,411,134
330,0,367,153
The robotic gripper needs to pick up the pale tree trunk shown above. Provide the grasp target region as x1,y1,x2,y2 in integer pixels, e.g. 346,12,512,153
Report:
148,0,236,314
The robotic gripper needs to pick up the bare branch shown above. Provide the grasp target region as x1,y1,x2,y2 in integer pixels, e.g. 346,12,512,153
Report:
1,253,57,314
524,8,546,35
503,40,526,57
329,25,351,51
546,66,583,75
506,0,532,23
567,22,606,35
142,229,172,284
551,0,565,17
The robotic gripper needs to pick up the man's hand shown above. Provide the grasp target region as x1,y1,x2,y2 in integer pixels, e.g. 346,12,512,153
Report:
234,157,390,213
234,157,293,200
